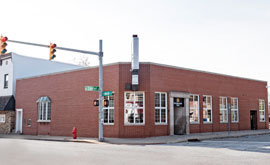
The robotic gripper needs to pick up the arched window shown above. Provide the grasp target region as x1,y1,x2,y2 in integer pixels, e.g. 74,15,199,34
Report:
36,96,51,122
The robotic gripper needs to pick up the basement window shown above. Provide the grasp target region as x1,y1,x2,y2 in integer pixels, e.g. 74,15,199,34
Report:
37,96,51,122
103,95,114,124
124,91,145,125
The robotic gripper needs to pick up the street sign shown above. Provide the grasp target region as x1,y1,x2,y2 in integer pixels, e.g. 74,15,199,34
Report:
85,86,99,91
102,91,113,96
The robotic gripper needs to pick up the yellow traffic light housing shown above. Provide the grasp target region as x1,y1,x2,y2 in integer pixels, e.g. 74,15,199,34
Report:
49,43,56,60
0,36,8,55
103,99,109,107
93,100,99,106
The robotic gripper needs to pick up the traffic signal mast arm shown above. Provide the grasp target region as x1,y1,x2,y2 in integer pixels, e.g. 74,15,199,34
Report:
7,39,100,56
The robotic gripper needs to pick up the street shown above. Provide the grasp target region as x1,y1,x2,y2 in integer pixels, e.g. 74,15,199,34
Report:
0,134,270,165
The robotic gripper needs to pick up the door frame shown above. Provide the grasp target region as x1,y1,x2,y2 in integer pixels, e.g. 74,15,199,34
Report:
250,110,257,130
16,109,23,134
169,92,190,135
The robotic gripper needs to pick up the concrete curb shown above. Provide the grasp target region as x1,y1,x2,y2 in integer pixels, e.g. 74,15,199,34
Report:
1,130,270,145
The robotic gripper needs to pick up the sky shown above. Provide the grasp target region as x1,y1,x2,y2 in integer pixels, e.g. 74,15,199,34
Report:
1,0,270,99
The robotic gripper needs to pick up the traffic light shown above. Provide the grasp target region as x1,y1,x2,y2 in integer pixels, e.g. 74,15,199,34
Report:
93,99,99,106
49,43,57,60
0,36,8,55
103,99,109,107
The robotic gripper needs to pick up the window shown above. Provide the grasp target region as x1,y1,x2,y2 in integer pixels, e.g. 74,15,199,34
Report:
155,92,167,124
231,97,239,122
219,97,228,123
203,95,212,123
124,91,144,125
0,114,5,123
189,94,199,123
103,95,114,124
259,99,265,122
4,74,8,88
37,96,51,122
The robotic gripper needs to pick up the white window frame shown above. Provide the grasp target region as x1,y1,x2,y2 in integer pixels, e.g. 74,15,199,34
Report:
4,74,8,88
189,94,200,124
231,97,239,123
124,91,145,125
0,114,5,123
155,92,167,125
103,95,114,125
203,95,212,124
259,99,265,122
37,101,51,122
219,96,228,123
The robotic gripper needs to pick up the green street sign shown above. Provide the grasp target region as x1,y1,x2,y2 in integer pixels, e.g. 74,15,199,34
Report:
85,86,99,91
102,91,113,96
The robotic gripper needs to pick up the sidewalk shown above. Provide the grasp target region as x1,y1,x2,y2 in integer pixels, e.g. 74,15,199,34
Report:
1,129,270,145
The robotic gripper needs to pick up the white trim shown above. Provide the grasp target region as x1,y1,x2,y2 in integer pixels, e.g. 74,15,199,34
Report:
37,120,51,123
203,95,212,124
259,99,266,122
219,96,228,123
154,92,168,125
124,91,145,125
0,114,5,123
231,97,239,123
103,95,114,124
189,94,200,124
16,109,23,134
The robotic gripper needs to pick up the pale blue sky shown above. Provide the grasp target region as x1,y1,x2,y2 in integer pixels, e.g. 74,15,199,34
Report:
1,0,270,98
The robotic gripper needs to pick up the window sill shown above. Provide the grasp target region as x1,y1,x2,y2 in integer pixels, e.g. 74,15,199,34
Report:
103,123,114,126
37,120,51,123
155,123,168,125
220,122,228,124
190,122,200,124
203,122,213,124
231,121,239,123
124,123,145,126
260,121,266,122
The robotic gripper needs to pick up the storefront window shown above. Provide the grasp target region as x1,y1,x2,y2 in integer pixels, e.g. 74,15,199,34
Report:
189,94,199,123
203,95,212,123
125,92,144,125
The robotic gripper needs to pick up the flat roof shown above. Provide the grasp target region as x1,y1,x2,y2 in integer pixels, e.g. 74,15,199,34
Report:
17,61,267,83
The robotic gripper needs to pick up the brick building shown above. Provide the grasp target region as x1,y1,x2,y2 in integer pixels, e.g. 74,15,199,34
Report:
15,62,269,138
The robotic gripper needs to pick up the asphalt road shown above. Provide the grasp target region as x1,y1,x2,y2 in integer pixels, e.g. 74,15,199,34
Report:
0,134,270,165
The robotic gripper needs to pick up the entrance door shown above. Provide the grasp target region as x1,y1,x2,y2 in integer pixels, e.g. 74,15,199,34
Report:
174,100,186,135
250,110,257,130
16,109,23,134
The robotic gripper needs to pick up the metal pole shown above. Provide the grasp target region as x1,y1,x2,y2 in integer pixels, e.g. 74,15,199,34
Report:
7,39,99,56
228,103,231,135
98,40,104,142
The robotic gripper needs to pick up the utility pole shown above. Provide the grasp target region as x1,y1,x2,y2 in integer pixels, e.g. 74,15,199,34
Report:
7,38,105,142
98,40,104,142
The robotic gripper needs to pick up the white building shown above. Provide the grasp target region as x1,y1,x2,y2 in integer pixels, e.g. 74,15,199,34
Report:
0,52,83,133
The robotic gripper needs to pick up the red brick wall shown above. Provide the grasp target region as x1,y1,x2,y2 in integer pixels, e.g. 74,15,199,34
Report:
16,64,120,137
16,63,269,138
148,64,269,135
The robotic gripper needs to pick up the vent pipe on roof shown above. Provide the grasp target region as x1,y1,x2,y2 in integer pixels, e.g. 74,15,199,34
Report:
131,35,139,91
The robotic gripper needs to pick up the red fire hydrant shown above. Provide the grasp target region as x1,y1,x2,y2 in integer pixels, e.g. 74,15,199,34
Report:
72,127,77,139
